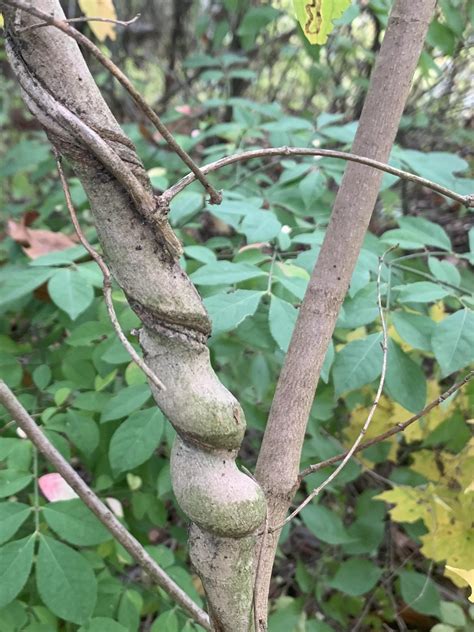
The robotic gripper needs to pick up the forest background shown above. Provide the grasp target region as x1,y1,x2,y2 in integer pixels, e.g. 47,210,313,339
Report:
0,1,473,631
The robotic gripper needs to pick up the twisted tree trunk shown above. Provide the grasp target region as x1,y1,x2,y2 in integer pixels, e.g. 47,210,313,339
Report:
2,1,266,629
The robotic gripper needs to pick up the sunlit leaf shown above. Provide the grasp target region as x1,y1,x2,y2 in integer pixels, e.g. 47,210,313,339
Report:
445,567,474,602
293,0,352,45
78,0,117,42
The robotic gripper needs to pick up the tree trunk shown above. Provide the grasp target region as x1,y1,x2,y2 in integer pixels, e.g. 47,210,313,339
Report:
254,0,436,626
2,1,266,629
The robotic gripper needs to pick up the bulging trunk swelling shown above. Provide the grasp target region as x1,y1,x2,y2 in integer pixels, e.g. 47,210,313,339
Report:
2,1,266,628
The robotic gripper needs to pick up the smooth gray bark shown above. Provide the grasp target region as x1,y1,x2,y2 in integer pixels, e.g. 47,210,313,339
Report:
254,0,437,626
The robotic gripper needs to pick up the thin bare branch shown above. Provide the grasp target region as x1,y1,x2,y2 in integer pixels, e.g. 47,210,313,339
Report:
269,247,395,533
55,154,166,392
0,380,211,630
3,0,222,205
299,370,474,479
18,13,141,32
164,146,472,208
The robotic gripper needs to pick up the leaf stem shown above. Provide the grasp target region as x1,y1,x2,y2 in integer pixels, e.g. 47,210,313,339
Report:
298,370,474,479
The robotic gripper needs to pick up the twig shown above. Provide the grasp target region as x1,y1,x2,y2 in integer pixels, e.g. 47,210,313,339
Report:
269,247,395,533
242,466,269,632
18,13,141,32
5,41,181,258
390,262,469,295
299,370,474,479
164,146,473,208
55,155,166,392
0,380,210,631
3,0,222,205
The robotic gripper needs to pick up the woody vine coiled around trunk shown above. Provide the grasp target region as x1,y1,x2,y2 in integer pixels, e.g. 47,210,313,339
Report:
2,1,267,629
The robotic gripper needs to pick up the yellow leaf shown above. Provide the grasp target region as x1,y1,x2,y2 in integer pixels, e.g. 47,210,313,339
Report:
78,0,117,42
410,450,443,482
345,396,412,463
376,486,434,525
465,480,474,494
346,327,367,342
445,566,474,600
293,0,352,45
429,301,446,322
404,379,458,443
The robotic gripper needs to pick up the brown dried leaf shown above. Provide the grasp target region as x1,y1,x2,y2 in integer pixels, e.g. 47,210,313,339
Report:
7,218,76,259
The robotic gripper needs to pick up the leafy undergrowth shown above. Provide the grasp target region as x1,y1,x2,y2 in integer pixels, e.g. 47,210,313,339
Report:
1,6,474,628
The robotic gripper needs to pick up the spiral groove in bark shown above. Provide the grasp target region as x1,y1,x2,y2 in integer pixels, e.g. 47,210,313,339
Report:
3,2,266,628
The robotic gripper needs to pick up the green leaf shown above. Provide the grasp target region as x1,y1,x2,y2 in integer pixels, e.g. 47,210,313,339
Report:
29,245,87,267
428,258,460,287
299,170,326,208
43,499,112,546
0,536,35,608
48,269,94,320
79,618,127,632
65,410,100,455
392,311,434,352
240,211,282,242
338,285,379,329
0,438,20,460
0,267,56,304
238,6,280,39
0,139,50,177
169,191,203,226
274,263,309,301
204,290,263,336
150,610,179,632
399,150,468,195
73,390,111,412
384,340,427,413
333,334,383,395
382,216,451,251
36,535,97,624
101,338,139,365
101,384,151,422
329,558,383,596
66,321,111,347
439,601,466,627
321,341,335,384
301,504,354,545
117,589,143,631
183,245,216,264
394,282,449,303
343,492,386,555
398,570,441,617
269,296,298,352
306,621,335,632
432,309,474,376
0,471,33,498
0,503,31,545
32,365,52,390
468,227,474,265
293,0,352,44
0,600,29,631
190,261,266,286
109,408,164,473
0,353,22,388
